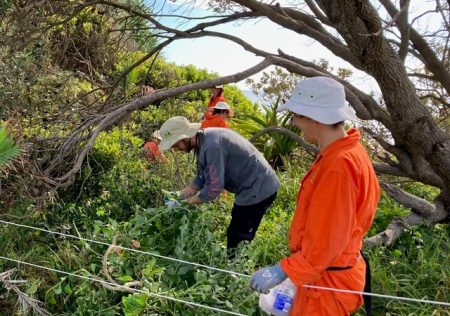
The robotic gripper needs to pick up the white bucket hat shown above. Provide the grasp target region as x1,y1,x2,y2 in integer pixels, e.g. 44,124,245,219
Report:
277,76,357,124
159,116,201,151
152,130,162,141
212,102,230,110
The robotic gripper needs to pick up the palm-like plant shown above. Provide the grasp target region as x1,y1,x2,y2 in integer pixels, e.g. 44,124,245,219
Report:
232,97,300,170
0,126,20,168
232,67,302,169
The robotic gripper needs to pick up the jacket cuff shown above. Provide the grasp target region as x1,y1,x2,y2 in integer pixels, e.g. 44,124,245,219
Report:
274,262,287,279
197,189,215,203
280,253,322,286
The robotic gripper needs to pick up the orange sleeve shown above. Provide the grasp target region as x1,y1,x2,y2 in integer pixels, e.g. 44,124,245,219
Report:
280,171,357,286
218,119,228,128
200,119,211,129
208,95,226,108
201,116,228,129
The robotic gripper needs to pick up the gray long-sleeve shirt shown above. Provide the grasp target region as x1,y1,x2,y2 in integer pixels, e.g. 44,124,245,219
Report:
192,128,280,206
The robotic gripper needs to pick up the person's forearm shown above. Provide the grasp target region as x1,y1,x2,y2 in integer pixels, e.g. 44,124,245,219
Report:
182,184,200,199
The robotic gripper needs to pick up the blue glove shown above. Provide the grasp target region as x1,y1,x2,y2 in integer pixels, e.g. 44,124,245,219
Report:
250,263,287,294
164,200,180,209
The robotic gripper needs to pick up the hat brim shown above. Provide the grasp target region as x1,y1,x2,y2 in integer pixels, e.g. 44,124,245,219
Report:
277,100,357,124
159,123,201,151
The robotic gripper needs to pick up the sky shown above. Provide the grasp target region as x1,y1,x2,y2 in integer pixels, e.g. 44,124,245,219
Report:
145,1,438,93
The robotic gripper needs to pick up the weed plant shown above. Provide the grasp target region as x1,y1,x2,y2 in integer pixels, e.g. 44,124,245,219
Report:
0,132,449,316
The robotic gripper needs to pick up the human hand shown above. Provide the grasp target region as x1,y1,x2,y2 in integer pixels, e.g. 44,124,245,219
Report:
185,194,203,205
181,185,199,199
249,263,287,294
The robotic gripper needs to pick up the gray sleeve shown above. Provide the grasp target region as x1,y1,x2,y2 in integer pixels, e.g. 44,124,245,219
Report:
197,148,225,202
192,174,204,189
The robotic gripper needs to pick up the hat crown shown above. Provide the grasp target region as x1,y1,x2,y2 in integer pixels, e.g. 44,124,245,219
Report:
213,102,230,110
291,77,345,109
158,116,201,151
160,116,190,140
277,76,357,124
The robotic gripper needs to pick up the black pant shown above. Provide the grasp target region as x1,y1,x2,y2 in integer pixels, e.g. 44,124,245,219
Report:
226,192,277,250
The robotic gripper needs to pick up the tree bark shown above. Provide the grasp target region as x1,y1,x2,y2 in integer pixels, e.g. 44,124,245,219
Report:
318,0,450,207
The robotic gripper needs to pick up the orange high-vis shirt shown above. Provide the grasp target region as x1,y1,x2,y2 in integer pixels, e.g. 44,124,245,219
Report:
200,115,229,129
143,141,158,161
280,129,380,315
208,95,226,108
204,95,227,120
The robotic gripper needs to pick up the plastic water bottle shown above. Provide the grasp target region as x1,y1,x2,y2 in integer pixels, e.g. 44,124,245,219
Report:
259,278,296,316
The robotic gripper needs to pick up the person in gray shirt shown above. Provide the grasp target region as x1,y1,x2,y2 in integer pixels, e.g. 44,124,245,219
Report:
159,116,280,251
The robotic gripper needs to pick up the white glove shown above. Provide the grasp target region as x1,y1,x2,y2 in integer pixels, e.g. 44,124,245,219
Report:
162,190,184,200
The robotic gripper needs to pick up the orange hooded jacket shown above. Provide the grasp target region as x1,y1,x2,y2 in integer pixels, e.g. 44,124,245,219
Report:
280,129,380,315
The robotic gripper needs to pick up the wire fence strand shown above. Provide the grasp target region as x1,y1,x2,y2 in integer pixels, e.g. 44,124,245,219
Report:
303,285,450,307
1,219,449,308
0,219,248,278
0,255,248,316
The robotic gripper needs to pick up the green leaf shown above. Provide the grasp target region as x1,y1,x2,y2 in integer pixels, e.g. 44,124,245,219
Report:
53,282,63,295
46,293,57,305
122,293,148,316
0,126,20,167
118,275,134,282
63,284,73,295
263,138,275,160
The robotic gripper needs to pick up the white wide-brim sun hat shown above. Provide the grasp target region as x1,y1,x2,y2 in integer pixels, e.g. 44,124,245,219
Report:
152,130,162,141
212,102,230,110
277,76,357,124
159,116,201,151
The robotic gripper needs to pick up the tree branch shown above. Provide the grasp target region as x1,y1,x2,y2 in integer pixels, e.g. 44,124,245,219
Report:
397,0,411,62
101,236,142,293
381,183,436,217
365,185,448,248
44,59,273,187
249,126,318,155
379,0,450,95
231,0,363,69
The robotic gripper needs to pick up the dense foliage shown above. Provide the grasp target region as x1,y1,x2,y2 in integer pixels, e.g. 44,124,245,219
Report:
0,142,448,315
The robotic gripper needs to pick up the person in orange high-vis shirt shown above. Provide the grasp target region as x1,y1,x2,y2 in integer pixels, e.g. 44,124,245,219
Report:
202,84,226,121
208,84,226,108
249,77,380,316
143,130,167,162
201,102,233,129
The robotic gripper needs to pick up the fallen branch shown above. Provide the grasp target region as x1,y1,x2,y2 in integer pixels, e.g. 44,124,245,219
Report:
0,268,51,316
364,184,448,248
101,236,142,293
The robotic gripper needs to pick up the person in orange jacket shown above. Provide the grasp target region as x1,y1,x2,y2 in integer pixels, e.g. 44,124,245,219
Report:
200,102,233,129
249,76,380,315
143,130,167,163
200,84,227,121
208,84,226,108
